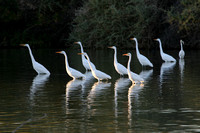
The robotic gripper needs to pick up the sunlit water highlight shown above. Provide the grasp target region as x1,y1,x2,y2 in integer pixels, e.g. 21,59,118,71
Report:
1,48,200,132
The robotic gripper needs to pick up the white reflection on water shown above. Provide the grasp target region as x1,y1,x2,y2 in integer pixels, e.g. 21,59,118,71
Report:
128,83,144,128
139,69,153,81
87,81,111,116
81,72,95,94
88,81,111,100
179,59,185,83
65,79,83,106
29,74,50,101
159,62,176,90
114,78,130,118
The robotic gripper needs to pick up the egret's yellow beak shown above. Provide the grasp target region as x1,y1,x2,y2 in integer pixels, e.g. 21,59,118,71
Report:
123,53,128,56
74,42,79,44
78,53,84,55
130,38,134,40
154,39,158,41
56,51,62,54
108,46,113,48
20,44,26,46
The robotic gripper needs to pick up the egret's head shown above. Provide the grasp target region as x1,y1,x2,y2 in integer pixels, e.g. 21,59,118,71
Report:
56,51,65,54
74,41,81,45
130,38,137,41
123,53,131,57
180,40,184,44
154,38,160,42
108,46,116,49
20,44,29,47
78,52,88,58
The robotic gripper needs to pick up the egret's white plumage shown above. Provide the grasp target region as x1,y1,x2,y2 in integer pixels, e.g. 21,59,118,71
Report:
179,40,185,59
154,38,176,62
131,38,153,67
20,44,50,74
123,53,144,84
56,51,85,80
74,42,96,71
79,52,111,81
108,46,128,76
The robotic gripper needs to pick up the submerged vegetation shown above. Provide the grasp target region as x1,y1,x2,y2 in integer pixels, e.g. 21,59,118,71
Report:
0,0,199,49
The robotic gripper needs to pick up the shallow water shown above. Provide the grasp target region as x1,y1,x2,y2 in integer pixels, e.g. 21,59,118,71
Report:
1,48,200,132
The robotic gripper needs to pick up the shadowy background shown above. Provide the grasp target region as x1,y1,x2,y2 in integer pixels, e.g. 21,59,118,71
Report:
0,0,199,49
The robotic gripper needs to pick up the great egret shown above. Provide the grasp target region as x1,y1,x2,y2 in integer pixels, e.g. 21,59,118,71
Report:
123,53,144,84
154,38,176,62
78,52,111,81
179,40,185,59
130,38,153,67
20,44,50,74
108,46,128,76
56,51,85,80
74,42,96,71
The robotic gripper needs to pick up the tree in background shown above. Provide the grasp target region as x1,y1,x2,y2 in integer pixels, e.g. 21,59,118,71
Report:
0,0,82,47
168,0,200,48
69,0,199,49
69,0,175,49
0,0,199,48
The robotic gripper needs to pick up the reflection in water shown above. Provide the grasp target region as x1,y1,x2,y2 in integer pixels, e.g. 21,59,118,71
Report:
88,82,111,100
87,82,111,111
179,59,185,83
81,72,95,95
128,83,144,128
159,62,176,90
29,74,50,101
87,82,111,117
114,78,130,118
2,48,200,132
139,69,153,81
65,79,83,107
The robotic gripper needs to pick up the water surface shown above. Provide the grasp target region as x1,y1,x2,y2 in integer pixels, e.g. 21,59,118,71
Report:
1,48,200,132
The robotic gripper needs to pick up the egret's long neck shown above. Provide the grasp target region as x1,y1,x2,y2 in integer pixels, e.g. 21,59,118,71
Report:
135,40,140,55
79,43,86,61
63,53,70,71
113,48,118,64
79,43,84,53
127,55,131,73
85,55,95,71
158,40,164,54
180,42,183,50
27,45,36,63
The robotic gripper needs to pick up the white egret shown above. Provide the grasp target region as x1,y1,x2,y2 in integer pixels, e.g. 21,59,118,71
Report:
74,42,96,71
79,52,111,81
179,40,185,59
108,46,128,76
130,38,153,67
123,53,144,84
56,51,85,80
20,44,50,74
154,38,176,62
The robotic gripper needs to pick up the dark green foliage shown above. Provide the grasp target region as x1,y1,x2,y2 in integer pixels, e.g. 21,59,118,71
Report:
168,0,200,48
0,0,199,48
68,0,169,49
0,0,83,48
69,0,199,49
